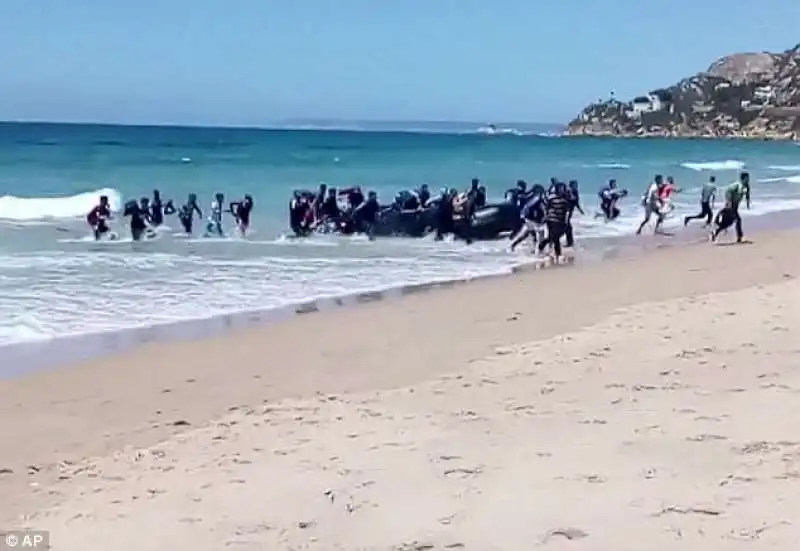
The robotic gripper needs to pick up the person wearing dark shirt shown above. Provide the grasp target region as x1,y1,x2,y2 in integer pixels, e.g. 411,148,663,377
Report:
506,180,528,209
509,188,546,252
126,197,152,241
465,178,486,211
289,192,312,236
319,188,341,225
178,193,203,235
353,190,380,238
416,184,431,208
538,183,571,259
548,177,558,195
229,194,254,236
311,183,327,223
565,180,584,248
400,190,420,210
149,189,170,226
434,188,456,241
86,195,112,240
339,186,364,210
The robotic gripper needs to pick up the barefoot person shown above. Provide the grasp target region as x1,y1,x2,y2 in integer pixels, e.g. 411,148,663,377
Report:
636,175,666,235
684,176,717,227
537,182,571,261
711,172,751,243
509,184,546,253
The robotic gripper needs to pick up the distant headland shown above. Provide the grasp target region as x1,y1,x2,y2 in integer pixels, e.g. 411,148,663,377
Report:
565,44,800,140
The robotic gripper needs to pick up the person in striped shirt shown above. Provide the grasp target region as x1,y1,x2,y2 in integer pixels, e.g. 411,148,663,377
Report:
537,181,572,260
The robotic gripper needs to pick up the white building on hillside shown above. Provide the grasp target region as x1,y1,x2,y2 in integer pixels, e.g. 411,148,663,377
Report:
628,93,664,118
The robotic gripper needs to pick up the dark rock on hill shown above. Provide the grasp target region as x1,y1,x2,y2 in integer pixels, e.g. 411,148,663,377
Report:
566,44,800,140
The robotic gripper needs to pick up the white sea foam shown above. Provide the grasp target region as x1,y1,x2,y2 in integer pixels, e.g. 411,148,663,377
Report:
767,165,800,171
0,187,123,221
591,162,631,169
680,160,745,171
760,174,800,184
0,247,527,345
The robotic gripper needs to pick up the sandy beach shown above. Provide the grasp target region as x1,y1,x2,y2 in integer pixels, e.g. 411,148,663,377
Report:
2,230,800,550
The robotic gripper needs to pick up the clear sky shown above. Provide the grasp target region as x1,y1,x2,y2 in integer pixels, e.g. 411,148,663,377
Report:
2,0,798,126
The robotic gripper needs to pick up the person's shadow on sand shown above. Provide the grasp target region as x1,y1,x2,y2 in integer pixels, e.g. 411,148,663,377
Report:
716,240,754,247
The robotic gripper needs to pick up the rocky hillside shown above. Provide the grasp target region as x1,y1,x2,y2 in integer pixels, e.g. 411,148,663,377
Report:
566,44,800,139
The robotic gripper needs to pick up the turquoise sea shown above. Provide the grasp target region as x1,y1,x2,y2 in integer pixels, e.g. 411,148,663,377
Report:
1,120,800,347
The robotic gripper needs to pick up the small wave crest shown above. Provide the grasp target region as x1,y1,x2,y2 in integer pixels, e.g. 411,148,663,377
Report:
589,162,630,169
0,187,122,221
760,174,800,184
474,125,524,136
768,165,800,172
680,160,745,171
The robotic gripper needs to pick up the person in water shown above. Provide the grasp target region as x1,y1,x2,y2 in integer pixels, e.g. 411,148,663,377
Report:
339,186,364,210
509,184,546,252
229,194,254,236
311,183,327,223
565,180,584,248
597,179,626,221
178,193,203,235
86,195,112,240
466,178,486,210
415,184,431,208
537,182,571,260
289,192,313,237
205,192,225,237
711,172,751,243
126,197,152,241
318,188,342,227
434,188,456,241
636,175,666,235
149,189,175,226
684,175,717,227
352,190,380,238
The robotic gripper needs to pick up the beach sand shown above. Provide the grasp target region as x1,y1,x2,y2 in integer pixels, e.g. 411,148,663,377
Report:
2,231,800,550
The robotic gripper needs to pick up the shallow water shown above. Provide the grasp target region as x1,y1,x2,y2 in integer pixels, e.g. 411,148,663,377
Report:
2,121,800,344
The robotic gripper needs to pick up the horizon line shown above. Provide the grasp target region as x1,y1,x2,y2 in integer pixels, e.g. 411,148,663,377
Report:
0,117,565,132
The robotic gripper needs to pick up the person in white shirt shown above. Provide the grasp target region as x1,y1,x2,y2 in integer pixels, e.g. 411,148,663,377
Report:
205,192,225,237
636,174,666,235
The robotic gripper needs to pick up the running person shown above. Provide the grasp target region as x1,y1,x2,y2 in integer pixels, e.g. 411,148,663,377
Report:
636,175,666,235
711,172,751,243
684,176,716,227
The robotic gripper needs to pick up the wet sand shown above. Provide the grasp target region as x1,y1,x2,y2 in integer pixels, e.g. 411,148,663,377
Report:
2,229,800,550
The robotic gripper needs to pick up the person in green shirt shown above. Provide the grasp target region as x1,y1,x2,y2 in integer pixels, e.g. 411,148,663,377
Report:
711,171,751,243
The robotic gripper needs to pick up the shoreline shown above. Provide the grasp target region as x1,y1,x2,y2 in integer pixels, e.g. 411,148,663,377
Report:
2,226,800,548
4,206,800,378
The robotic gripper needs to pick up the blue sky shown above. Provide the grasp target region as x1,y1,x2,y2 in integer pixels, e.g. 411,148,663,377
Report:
2,0,798,126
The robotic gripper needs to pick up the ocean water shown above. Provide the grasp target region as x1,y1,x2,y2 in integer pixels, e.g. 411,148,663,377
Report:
2,120,800,347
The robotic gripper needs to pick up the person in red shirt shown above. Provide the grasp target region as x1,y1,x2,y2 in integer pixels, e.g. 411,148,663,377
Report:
658,176,681,213
86,195,112,240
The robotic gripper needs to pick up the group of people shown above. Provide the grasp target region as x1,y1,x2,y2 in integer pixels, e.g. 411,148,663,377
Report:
83,170,753,251
633,171,751,243
288,179,491,242
504,170,753,261
86,190,255,241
